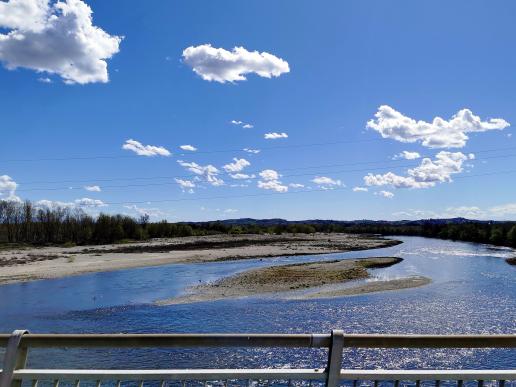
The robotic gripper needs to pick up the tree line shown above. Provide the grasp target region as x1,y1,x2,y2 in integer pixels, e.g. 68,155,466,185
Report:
1,199,515,248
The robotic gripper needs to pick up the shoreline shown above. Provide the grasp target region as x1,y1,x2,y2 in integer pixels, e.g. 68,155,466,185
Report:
0,233,401,285
157,257,430,305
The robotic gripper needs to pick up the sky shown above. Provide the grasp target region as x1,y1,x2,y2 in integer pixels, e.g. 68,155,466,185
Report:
1,0,516,221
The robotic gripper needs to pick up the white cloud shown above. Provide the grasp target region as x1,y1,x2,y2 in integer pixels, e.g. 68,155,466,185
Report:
223,158,250,173
364,151,470,189
0,0,49,31
375,190,394,199
182,44,289,83
443,206,485,218
257,180,288,193
353,186,368,192
174,178,195,193
122,139,171,157
0,175,20,201
368,105,509,148
289,183,304,188
264,132,288,140
229,173,255,180
37,77,52,83
179,145,197,152
393,151,421,160
0,0,122,84
84,185,101,192
257,169,288,192
177,160,224,187
259,169,280,181
177,160,218,175
489,203,516,217
74,197,106,207
224,208,238,213
243,148,260,154
312,176,342,187
124,204,165,219
231,120,254,129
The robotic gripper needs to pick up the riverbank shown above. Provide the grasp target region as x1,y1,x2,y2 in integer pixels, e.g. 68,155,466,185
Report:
157,256,430,305
0,233,400,285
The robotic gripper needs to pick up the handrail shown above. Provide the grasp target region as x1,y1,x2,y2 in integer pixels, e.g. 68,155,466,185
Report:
1,331,515,387
1,333,515,348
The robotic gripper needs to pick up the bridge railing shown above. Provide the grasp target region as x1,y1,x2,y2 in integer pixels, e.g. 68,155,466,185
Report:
1,330,515,387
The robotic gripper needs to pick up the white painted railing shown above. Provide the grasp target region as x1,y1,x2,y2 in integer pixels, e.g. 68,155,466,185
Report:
1,330,515,387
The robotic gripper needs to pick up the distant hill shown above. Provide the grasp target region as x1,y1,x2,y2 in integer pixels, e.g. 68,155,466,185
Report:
188,217,496,227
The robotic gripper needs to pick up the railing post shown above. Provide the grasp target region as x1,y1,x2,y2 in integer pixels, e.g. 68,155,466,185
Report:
0,330,29,387
325,330,344,387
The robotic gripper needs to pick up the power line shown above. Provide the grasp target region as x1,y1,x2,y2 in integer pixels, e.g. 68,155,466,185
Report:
3,140,516,164
70,167,516,207
14,152,516,193
0,138,383,163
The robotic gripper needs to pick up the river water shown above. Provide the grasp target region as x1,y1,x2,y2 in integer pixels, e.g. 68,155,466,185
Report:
0,236,515,372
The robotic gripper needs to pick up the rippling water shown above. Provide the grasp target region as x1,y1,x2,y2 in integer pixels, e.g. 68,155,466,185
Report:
0,236,515,371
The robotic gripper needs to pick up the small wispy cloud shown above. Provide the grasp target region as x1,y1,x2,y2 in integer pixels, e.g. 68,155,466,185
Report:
84,185,101,192
122,139,171,157
375,190,394,198
179,145,197,152
264,132,288,140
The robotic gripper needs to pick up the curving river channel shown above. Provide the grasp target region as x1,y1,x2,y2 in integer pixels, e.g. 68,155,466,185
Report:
0,236,515,372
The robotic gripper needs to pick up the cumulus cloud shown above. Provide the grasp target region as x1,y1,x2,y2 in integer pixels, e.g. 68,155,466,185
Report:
367,105,509,148
231,120,243,125
289,183,304,188
122,139,171,157
264,132,288,140
174,178,195,193
257,180,288,193
0,175,20,201
259,169,280,181
177,160,224,186
242,124,254,129
375,190,394,198
312,176,342,187
0,0,122,84
179,145,197,152
364,151,472,189
84,185,101,192
257,169,288,192
182,44,289,83
223,158,250,173
393,151,421,160
353,186,368,192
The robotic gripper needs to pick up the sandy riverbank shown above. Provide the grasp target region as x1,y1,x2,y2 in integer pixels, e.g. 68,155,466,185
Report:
0,233,400,285
157,256,430,305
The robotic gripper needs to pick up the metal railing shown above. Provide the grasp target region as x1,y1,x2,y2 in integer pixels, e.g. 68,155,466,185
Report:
1,330,515,387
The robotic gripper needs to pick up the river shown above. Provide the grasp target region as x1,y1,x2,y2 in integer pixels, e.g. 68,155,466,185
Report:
0,236,515,372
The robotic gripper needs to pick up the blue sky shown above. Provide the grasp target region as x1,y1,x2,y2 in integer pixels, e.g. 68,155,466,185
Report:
1,0,516,221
